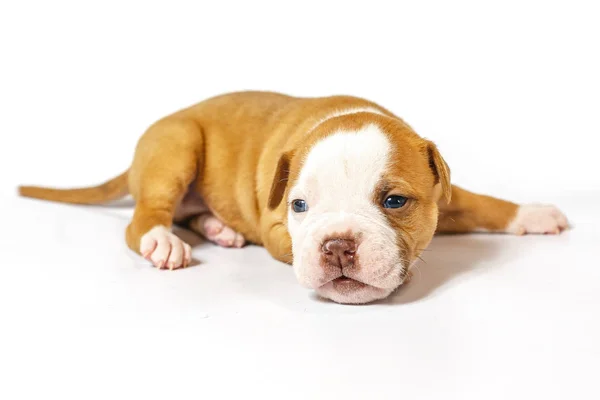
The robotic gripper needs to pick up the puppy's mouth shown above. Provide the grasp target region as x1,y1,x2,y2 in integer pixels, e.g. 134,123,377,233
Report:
319,268,402,291
330,276,368,291
318,275,371,292
315,275,393,304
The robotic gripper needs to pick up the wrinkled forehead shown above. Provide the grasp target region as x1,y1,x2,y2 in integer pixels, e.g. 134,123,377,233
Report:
290,123,391,203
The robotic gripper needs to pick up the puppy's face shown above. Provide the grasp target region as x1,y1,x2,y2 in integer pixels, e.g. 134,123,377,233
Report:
271,114,451,304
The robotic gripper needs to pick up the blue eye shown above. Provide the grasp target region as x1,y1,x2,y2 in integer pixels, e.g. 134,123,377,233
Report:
383,195,408,209
292,199,308,213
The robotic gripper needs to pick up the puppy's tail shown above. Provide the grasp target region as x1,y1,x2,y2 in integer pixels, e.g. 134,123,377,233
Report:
18,170,130,205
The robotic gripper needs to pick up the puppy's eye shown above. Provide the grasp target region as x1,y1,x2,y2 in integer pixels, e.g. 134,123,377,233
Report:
291,199,308,213
383,195,408,209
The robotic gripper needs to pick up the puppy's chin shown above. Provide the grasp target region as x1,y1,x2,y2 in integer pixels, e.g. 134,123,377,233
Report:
315,279,396,304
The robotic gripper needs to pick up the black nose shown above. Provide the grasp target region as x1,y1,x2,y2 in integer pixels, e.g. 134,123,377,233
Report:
321,239,357,268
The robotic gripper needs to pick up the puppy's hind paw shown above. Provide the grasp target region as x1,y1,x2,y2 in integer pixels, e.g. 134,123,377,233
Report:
189,213,246,248
506,204,569,235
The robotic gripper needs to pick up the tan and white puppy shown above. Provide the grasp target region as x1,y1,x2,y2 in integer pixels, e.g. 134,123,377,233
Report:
18,91,569,304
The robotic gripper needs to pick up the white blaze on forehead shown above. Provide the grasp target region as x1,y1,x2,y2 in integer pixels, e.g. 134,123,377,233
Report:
307,107,387,135
290,123,391,213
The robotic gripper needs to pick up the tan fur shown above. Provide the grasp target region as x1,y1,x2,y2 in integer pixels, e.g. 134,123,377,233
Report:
18,170,129,204
436,185,520,233
17,91,563,271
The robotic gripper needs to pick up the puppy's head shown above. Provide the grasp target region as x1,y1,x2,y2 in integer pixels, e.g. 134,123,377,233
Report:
268,113,451,304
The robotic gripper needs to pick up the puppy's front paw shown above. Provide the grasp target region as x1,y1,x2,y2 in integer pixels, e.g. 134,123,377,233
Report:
140,225,192,270
506,204,569,235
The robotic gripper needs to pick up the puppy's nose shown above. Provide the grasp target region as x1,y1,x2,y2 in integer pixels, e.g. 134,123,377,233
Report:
321,239,357,268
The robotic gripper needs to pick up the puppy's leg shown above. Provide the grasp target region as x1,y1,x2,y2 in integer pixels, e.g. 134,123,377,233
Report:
188,212,246,248
436,185,569,235
260,220,293,265
125,118,203,270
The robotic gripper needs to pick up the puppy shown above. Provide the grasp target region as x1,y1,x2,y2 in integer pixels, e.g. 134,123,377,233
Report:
18,91,569,304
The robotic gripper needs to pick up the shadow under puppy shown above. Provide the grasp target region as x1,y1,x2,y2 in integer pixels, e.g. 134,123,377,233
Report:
18,91,569,304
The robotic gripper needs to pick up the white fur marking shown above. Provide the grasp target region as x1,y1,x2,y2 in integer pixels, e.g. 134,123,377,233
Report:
506,204,569,235
290,124,390,208
307,107,387,135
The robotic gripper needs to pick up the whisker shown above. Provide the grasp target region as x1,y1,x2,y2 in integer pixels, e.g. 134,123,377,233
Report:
413,263,423,282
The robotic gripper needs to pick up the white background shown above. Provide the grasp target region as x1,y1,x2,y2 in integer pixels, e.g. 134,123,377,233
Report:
0,1,598,400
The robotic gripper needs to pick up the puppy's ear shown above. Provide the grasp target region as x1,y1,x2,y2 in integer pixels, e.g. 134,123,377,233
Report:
425,141,452,203
268,150,295,210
